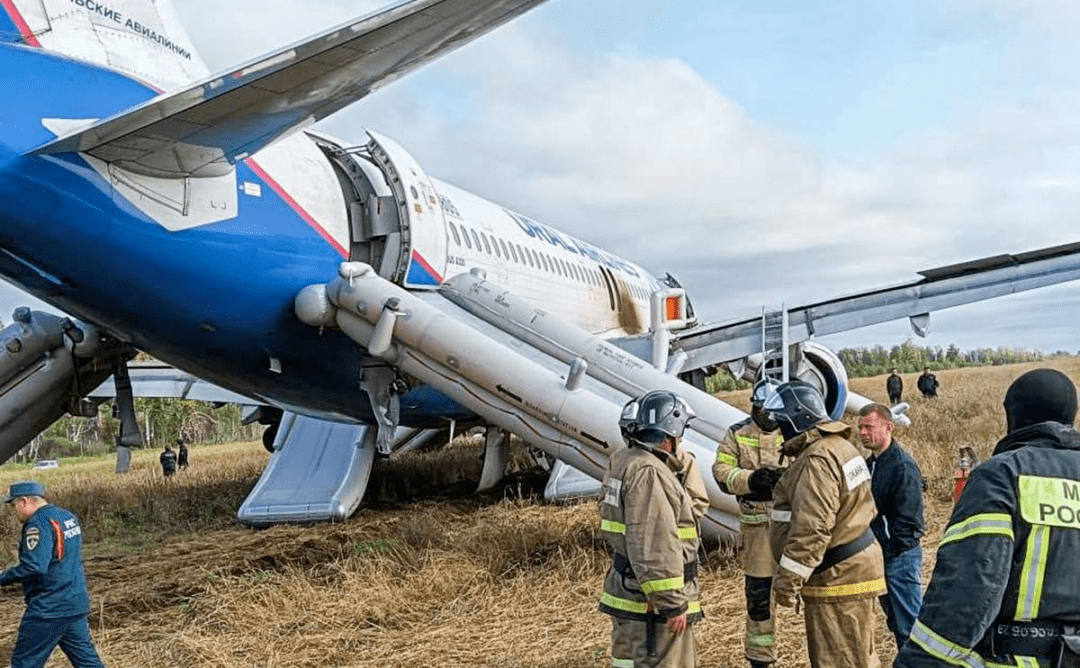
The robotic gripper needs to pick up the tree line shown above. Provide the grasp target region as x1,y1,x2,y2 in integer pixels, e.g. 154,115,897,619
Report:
705,340,1062,393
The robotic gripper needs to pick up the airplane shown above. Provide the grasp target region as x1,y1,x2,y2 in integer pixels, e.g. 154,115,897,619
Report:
1,0,1079,543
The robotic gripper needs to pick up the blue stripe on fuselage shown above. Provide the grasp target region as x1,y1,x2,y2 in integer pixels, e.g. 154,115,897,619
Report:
0,43,472,425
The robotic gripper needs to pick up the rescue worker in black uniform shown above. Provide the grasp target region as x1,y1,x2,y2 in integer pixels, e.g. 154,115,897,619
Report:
0,481,106,668
160,444,177,477
896,368,1080,668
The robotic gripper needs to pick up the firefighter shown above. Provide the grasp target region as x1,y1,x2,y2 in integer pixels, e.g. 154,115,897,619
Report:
599,390,704,667
895,368,1080,668
764,381,886,668
712,377,784,668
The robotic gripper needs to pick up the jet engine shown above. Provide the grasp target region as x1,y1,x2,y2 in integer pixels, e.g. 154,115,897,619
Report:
725,341,849,421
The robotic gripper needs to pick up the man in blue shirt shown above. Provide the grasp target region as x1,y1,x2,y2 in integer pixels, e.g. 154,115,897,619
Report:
858,403,926,650
0,480,106,668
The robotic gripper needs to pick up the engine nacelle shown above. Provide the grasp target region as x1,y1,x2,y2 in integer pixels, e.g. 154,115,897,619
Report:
725,341,849,421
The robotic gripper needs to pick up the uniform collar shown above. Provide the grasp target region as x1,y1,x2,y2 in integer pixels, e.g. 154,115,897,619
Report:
993,422,1080,455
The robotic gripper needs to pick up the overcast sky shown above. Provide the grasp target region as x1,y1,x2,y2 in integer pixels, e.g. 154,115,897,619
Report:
7,0,1080,353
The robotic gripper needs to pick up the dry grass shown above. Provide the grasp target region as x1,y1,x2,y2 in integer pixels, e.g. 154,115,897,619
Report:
0,359,1075,667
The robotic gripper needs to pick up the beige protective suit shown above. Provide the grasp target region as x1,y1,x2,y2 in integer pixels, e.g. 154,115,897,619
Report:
770,421,886,668
600,444,704,668
712,418,783,665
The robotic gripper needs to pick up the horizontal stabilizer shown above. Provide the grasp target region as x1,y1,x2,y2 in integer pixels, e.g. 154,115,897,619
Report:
32,0,547,177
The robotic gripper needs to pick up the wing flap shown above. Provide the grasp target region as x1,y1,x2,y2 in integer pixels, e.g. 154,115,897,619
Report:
33,0,548,177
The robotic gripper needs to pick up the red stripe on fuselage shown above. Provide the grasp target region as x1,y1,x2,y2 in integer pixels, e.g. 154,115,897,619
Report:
245,158,348,258
1,0,41,47
411,249,443,283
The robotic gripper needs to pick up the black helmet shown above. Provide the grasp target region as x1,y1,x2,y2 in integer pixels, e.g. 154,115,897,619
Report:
619,390,695,448
751,377,781,408
763,381,828,435
1003,368,1078,433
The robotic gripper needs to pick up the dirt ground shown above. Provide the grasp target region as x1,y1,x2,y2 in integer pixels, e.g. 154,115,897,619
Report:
0,358,1074,667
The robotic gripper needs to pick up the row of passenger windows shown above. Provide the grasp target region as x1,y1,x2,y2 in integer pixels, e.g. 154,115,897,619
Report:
446,221,655,302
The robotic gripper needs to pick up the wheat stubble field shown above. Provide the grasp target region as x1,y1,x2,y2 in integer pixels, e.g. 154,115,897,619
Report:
0,357,1076,668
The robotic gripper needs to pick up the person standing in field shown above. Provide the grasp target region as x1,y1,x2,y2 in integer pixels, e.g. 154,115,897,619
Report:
159,444,177,477
599,390,704,667
917,367,939,398
858,403,925,650
887,368,904,405
0,481,107,668
764,381,885,668
895,368,1080,668
712,377,784,668
176,439,189,470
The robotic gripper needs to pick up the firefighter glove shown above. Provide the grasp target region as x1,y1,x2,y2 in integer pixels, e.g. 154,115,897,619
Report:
748,466,783,497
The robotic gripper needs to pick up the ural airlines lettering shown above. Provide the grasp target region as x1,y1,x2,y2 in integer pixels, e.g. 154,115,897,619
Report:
67,0,192,60
505,209,641,278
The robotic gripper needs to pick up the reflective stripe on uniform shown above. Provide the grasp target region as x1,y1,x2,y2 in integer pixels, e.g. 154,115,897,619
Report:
726,468,742,490
601,520,626,534
687,601,701,615
1015,657,1040,668
736,435,761,448
740,513,769,525
779,555,813,579
641,576,684,595
939,513,1014,548
748,632,775,647
601,592,647,614
800,577,886,598
715,452,738,466
677,526,698,540
1015,524,1050,621
771,509,791,522
908,620,987,668
611,658,634,668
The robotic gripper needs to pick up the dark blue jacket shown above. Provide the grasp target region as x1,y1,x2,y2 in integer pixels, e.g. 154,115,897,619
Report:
867,439,925,557
896,422,1080,667
0,504,91,618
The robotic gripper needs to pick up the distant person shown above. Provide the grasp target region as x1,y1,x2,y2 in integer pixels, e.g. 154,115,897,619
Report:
159,444,177,477
600,390,703,667
0,481,107,668
764,381,885,668
887,368,904,405
858,403,926,650
176,439,189,470
917,367,939,398
712,377,784,668
896,368,1080,668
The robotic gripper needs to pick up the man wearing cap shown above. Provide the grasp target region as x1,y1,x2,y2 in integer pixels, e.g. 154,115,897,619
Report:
896,368,1080,667
0,481,106,668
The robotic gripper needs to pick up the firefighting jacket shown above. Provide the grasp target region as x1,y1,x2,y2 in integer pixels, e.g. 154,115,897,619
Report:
0,504,91,619
712,418,783,526
769,421,885,604
670,446,710,526
599,445,703,622
895,422,1080,668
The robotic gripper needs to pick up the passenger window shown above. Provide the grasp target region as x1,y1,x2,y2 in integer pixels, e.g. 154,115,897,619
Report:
461,225,472,249
448,222,462,246
481,233,493,255
531,249,540,268
471,230,482,252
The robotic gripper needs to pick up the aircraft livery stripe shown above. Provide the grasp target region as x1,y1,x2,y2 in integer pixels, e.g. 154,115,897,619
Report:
245,157,347,258
0,0,41,47
409,249,443,285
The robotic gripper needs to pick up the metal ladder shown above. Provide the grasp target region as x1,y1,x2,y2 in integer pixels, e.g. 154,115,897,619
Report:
761,306,789,383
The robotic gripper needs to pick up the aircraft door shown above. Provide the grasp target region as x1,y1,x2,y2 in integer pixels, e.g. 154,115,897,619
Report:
365,131,448,288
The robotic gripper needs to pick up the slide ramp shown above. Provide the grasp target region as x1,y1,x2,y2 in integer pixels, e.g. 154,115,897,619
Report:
236,412,376,526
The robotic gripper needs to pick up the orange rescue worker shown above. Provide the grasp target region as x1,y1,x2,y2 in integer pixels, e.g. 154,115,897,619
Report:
764,381,886,668
599,390,705,667
712,378,784,668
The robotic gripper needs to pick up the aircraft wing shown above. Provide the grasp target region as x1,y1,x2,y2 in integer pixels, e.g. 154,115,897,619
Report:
673,240,1080,371
32,0,547,177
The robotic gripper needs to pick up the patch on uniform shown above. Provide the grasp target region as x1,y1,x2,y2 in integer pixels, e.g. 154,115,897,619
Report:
603,477,622,507
25,527,39,552
843,456,871,491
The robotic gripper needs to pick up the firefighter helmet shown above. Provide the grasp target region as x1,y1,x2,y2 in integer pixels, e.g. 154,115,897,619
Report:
763,381,828,435
619,390,695,447
751,377,781,409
